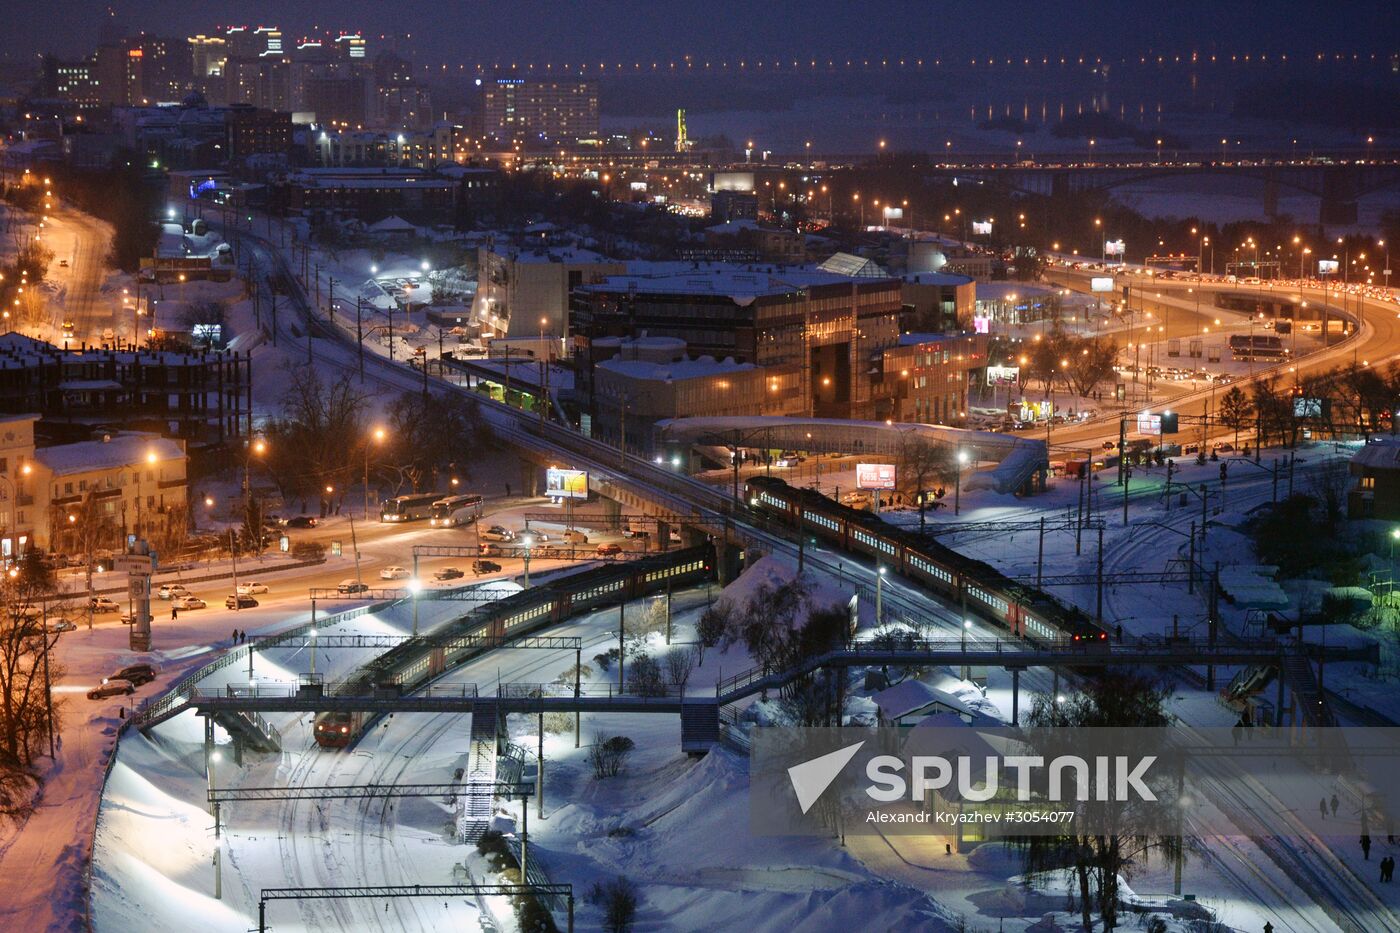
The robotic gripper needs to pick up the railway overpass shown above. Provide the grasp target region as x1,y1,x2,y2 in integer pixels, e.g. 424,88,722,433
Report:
922,154,1400,225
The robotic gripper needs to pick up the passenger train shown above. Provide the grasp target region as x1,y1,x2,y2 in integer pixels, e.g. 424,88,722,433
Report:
744,476,1107,646
314,546,713,747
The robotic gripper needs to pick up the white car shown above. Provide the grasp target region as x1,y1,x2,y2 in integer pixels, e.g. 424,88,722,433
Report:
171,596,206,611
237,582,270,595
379,566,411,580
157,583,190,600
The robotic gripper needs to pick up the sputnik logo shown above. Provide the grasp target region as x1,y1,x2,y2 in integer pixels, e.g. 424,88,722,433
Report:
786,741,864,814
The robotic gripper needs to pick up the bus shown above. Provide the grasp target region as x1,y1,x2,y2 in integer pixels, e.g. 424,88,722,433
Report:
429,494,485,527
1228,334,1288,361
380,493,440,523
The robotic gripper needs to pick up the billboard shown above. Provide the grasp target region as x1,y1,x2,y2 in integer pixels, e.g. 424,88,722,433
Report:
856,463,897,490
972,315,991,334
1317,259,1339,275
881,206,904,221
1090,276,1115,293
1293,397,1329,419
545,468,589,500
971,220,993,236
1137,413,1162,435
986,365,1020,387
1104,239,1126,257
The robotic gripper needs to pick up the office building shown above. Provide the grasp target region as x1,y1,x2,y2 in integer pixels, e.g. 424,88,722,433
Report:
571,263,906,423
479,77,598,145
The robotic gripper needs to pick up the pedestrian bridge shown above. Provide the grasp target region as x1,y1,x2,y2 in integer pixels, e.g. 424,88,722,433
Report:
656,415,1049,495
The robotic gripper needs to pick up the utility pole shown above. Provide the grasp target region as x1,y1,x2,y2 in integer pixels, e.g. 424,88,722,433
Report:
1122,462,1130,526
617,602,626,693
1036,517,1045,587
1096,525,1104,625
1116,414,1127,487
356,298,365,382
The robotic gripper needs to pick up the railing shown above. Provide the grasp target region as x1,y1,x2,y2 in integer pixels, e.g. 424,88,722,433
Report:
128,600,393,728
713,634,1290,700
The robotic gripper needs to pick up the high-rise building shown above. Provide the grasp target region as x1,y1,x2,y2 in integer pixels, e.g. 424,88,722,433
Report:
333,33,367,61
226,57,291,111
134,35,188,102
93,43,144,106
188,35,227,79
43,56,103,110
479,77,598,146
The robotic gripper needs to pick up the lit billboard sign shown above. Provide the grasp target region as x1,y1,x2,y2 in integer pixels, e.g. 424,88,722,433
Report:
1104,239,1126,257
856,463,897,490
972,315,991,334
882,206,904,221
1136,412,1178,435
1317,259,1339,275
1293,397,1329,419
1090,277,1115,293
545,468,589,499
971,220,993,236
986,365,1020,387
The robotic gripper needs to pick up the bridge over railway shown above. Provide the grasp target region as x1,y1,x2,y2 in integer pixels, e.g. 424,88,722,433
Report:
922,156,1400,225
178,636,1375,733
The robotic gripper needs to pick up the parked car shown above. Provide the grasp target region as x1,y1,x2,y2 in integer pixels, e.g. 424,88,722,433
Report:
111,664,157,686
157,583,190,600
87,678,134,700
89,596,120,613
434,567,465,581
237,581,270,595
286,516,319,528
379,566,411,580
563,530,589,546
337,580,370,595
58,259,69,267
595,543,623,558
472,559,502,575
479,542,502,558
226,594,259,609
480,525,514,542
48,618,78,633
172,596,206,610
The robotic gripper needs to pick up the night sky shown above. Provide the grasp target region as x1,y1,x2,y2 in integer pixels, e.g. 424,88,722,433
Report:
6,1,1396,64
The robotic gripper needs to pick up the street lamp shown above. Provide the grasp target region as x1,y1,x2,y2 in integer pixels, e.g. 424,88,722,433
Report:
364,427,386,519
521,535,534,588
408,579,422,635
308,628,317,677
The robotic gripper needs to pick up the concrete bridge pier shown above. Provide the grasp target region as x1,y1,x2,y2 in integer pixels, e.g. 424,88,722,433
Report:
598,495,622,528
518,459,541,497
1320,168,1359,226
1263,175,1280,218
713,540,743,586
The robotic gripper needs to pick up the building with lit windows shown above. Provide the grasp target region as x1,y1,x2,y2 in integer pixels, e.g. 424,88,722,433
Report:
0,414,189,556
571,262,908,424
479,77,599,145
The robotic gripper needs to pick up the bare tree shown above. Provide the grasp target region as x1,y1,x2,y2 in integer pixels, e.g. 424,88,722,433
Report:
588,733,635,778
664,645,699,689
265,365,370,502
0,552,63,824
897,433,956,530
695,599,733,665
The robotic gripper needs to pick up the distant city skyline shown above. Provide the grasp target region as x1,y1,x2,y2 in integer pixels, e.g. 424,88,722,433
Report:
7,1,1399,64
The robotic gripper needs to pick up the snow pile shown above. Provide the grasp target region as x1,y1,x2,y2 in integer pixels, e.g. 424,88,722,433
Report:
537,743,952,932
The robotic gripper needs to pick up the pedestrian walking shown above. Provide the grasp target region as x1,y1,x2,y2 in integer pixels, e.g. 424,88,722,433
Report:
171,606,178,621
231,629,238,643
1331,793,1340,817
1386,856,1395,882
1362,834,1372,861
1320,797,1328,820
1263,923,1274,933
505,482,512,497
